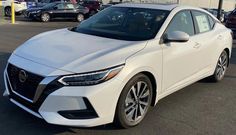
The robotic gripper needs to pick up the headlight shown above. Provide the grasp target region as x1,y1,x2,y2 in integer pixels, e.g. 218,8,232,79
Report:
58,65,124,86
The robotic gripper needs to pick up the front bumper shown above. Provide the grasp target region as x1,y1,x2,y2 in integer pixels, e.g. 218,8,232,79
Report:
24,11,40,19
3,61,123,127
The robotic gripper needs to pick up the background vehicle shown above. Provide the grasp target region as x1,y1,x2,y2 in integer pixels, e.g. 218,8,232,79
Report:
223,11,231,22
3,0,27,16
225,9,236,38
203,8,225,22
25,2,89,22
99,1,121,10
79,0,102,16
33,0,70,8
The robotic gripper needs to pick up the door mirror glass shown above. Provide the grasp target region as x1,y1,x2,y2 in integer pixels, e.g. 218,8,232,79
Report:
164,31,190,43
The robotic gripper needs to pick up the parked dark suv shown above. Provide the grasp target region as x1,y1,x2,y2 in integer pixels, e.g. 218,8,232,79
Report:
225,9,236,38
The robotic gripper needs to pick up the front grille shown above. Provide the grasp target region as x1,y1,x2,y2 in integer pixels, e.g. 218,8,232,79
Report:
7,64,44,101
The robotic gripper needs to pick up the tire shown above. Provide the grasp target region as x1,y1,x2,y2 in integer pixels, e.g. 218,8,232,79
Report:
114,73,153,128
4,7,11,17
209,50,229,82
41,13,50,22
76,13,84,22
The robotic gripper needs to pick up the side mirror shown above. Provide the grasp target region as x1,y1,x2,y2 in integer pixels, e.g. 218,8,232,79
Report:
164,31,190,43
53,6,58,10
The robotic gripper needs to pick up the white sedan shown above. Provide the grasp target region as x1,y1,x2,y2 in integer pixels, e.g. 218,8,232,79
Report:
3,3,233,128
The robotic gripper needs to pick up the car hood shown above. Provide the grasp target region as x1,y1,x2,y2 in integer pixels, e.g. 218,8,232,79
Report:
26,7,43,12
13,29,147,73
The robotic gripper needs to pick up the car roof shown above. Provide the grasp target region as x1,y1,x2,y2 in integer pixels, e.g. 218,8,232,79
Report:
114,3,178,11
53,1,73,4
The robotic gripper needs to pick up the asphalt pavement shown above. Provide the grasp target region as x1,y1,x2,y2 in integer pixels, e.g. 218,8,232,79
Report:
0,19,236,135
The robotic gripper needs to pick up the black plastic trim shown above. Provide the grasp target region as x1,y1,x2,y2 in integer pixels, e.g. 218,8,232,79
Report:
58,98,98,119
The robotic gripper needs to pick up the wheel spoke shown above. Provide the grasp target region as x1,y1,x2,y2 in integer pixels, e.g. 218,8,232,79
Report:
139,83,147,98
218,68,223,78
140,89,150,99
133,105,138,121
216,67,221,75
125,94,134,105
222,58,226,65
139,101,148,106
136,82,141,97
125,103,135,113
139,104,145,116
126,107,136,121
131,86,138,100
219,57,222,64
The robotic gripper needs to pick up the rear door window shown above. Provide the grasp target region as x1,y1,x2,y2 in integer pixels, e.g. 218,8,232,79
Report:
192,11,211,33
55,3,65,10
65,3,75,9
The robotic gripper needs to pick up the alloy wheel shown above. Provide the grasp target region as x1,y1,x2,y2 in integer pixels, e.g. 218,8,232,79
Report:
216,51,228,80
77,14,84,22
5,7,11,16
124,81,151,123
41,13,50,22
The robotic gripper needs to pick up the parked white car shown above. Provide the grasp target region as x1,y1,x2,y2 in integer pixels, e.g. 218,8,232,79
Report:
3,3,233,128
3,0,27,16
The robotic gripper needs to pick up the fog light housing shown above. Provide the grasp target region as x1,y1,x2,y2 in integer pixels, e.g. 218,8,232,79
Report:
58,98,98,119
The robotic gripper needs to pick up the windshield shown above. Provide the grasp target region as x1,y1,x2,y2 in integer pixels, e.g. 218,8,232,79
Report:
42,3,56,9
73,7,169,41
40,0,50,3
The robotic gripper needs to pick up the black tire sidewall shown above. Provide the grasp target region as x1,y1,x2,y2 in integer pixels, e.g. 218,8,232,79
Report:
115,73,153,128
5,7,11,16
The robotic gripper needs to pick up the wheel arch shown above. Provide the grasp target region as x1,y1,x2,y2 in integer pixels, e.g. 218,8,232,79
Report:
4,6,11,10
224,48,230,67
140,71,157,106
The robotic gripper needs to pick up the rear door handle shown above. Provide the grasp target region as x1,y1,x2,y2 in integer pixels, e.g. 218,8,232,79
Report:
193,42,201,49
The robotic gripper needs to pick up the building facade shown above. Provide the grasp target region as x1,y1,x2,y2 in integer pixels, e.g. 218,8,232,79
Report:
178,0,235,11
105,0,236,11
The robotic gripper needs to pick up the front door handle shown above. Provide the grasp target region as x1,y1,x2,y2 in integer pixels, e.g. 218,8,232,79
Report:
193,42,201,49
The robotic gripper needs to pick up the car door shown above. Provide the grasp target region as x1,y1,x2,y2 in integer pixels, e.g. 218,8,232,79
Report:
52,3,65,18
64,3,77,18
162,10,203,92
191,11,218,72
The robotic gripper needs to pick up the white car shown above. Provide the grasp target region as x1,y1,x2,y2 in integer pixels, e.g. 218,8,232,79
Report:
3,3,233,128
3,0,27,16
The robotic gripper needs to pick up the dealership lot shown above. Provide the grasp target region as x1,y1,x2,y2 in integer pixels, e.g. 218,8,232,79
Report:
0,20,236,135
